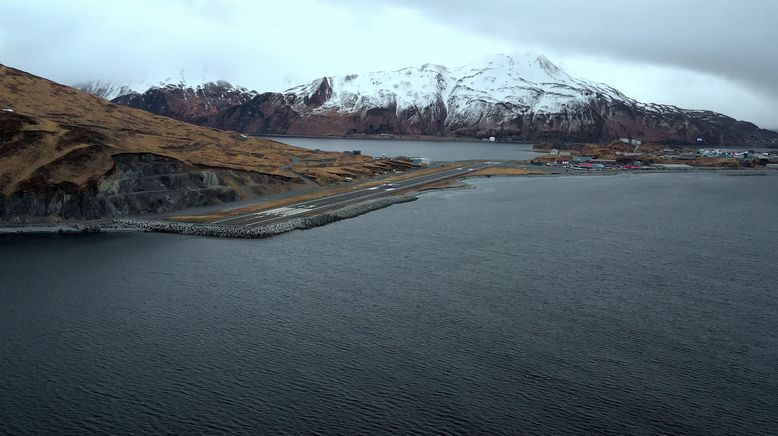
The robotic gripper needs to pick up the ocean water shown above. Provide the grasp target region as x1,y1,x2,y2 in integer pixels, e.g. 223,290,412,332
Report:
266,136,539,161
1,172,777,435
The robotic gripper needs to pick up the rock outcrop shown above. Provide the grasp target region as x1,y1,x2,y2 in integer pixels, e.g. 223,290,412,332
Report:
0,153,296,223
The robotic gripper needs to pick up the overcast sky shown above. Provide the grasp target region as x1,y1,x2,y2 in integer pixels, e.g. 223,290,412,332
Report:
0,0,776,128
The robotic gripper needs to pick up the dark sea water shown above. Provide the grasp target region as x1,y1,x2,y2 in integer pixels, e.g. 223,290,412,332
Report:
265,136,539,161
1,172,777,435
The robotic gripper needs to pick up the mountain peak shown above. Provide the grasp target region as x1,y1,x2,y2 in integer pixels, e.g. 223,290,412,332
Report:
467,52,560,69
419,63,449,74
535,54,562,74
77,69,231,100
478,53,517,66
85,54,778,147
456,52,572,85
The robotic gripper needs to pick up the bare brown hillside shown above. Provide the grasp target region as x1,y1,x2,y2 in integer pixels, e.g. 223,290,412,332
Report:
0,65,407,222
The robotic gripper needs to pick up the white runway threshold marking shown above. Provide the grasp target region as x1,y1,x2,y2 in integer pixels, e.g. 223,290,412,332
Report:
252,205,317,218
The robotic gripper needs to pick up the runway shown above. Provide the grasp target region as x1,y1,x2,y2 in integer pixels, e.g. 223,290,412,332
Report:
211,162,494,227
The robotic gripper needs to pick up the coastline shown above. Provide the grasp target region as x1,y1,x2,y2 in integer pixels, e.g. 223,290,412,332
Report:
116,195,418,239
2,166,775,237
257,133,536,145
0,221,141,237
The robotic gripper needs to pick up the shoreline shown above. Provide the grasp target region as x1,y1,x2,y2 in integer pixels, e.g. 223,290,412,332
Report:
2,167,776,237
256,133,536,145
0,221,142,237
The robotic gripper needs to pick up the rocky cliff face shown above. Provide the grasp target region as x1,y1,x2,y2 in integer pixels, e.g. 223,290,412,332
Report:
0,153,296,223
93,54,778,147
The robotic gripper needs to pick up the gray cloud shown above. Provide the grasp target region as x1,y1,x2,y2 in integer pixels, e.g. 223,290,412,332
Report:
379,0,778,126
0,0,775,128
0,0,504,89
385,0,778,95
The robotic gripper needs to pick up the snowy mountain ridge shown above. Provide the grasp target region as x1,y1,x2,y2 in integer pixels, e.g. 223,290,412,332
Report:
79,53,778,147
77,72,255,101
285,53,635,115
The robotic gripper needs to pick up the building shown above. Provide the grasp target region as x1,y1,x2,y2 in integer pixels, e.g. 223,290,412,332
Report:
574,156,593,163
410,157,431,166
591,159,617,167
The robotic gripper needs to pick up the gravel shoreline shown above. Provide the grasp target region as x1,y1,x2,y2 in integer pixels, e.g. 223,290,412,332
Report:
0,222,138,236
116,194,418,239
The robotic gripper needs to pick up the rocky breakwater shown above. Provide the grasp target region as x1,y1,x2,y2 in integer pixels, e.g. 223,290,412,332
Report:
117,194,418,239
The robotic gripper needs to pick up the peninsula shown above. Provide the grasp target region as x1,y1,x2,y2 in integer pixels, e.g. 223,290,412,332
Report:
2,62,777,237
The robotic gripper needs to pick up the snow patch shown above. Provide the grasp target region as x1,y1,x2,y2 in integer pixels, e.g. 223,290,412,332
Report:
283,52,651,119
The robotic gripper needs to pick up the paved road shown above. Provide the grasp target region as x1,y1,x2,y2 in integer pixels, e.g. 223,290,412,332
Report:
212,162,494,227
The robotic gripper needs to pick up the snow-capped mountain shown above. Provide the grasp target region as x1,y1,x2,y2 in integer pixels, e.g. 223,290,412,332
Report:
76,72,213,100
77,70,257,119
83,53,778,147
76,79,143,100
87,79,258,123
286,53,618,115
